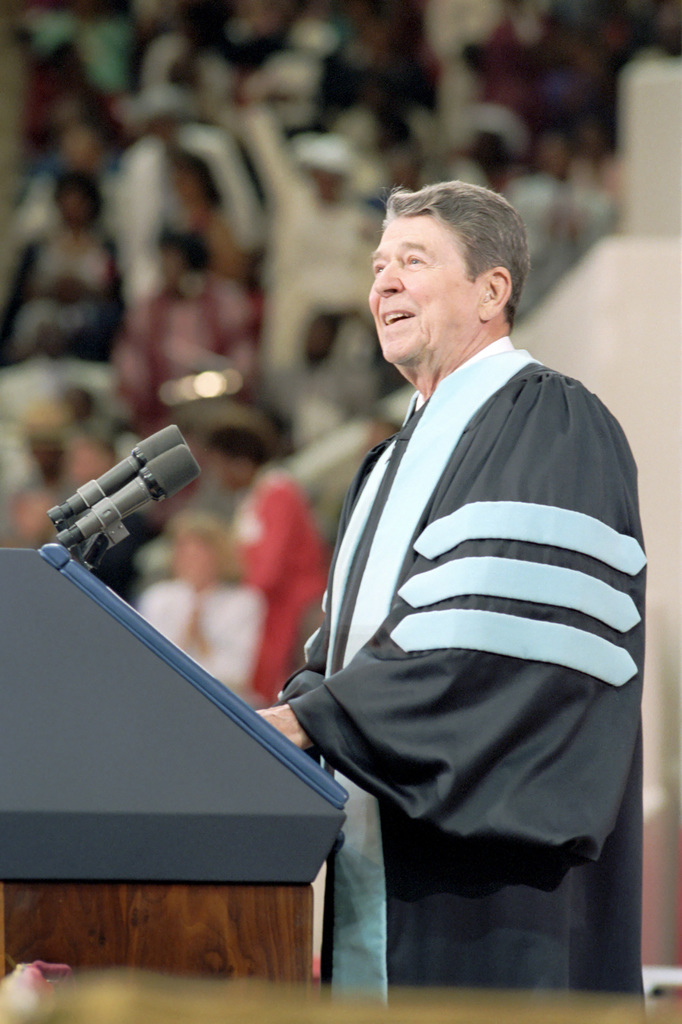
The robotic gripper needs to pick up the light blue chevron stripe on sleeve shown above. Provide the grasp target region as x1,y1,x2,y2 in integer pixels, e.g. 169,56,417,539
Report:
415,501,646,576
398,556,640,632
390,608,637,686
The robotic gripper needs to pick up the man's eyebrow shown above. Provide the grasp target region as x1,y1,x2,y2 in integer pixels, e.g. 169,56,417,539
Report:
371,241,430,262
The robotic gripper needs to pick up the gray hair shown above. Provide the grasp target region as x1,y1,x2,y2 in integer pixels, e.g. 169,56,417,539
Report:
383,181,530,329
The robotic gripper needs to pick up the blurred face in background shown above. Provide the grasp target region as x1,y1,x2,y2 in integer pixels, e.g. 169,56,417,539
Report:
64,435,115,485
171,529,220,592
8,488,57,546
57,183,98,231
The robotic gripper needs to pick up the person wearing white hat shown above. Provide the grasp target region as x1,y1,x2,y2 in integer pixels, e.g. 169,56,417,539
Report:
240,103,375,378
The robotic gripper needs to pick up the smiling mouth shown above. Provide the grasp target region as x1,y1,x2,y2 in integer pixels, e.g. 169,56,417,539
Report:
383,312,413,325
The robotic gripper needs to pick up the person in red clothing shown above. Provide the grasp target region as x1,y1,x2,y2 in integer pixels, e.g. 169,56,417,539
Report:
204,419,329,706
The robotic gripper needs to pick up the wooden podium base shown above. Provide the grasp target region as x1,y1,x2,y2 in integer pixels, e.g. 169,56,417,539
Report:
0,882,313,983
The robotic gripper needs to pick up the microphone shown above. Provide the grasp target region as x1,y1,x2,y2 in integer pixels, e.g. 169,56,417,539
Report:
47,424,186,528
56,443,201,550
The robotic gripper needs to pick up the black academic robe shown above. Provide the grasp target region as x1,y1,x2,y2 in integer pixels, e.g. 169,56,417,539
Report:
282,360,646,994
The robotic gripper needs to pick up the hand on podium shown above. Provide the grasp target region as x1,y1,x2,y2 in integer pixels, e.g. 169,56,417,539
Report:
258,704,312,749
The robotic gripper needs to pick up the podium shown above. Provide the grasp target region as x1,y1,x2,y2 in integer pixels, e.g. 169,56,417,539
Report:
0,545,346,982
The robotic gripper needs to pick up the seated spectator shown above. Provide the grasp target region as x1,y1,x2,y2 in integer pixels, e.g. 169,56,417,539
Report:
112,229,257,438
19,0,133,108
135,511,265,702
203,415,330,706
470,0,549,140
568,113,621,201
328,69,423,197
0,484,59,551
16,22,129,163
235,1,344,135
11,116,121,250
446,102,529,192
322,0,436,132
1,170,123,364
261,309,385,450
536,17,615,144
167,146,253,287
218,0,296,80
17,397,72,494
114,82,264,304
506,128,616,317
136,0,237,127
0,397,71,549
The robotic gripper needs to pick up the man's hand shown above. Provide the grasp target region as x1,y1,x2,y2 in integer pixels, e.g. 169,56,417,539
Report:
258,704,312,749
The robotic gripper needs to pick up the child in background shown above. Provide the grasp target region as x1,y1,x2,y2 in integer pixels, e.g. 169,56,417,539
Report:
135,511,264,703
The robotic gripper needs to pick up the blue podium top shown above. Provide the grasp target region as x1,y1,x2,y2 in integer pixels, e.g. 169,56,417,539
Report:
40,542,347,811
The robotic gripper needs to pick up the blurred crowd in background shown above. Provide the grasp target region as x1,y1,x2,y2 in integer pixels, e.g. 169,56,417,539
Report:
0,0,678,706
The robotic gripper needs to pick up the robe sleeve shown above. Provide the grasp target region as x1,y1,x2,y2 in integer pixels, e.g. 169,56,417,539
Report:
283,370,646,865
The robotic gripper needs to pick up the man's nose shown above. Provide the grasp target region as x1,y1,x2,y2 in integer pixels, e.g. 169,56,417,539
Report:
373,262,404,293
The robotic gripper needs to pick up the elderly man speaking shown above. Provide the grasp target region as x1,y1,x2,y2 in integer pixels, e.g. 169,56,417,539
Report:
260,180,645,997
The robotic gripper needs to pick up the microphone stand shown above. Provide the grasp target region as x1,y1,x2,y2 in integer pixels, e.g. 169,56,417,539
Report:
66,521,131,572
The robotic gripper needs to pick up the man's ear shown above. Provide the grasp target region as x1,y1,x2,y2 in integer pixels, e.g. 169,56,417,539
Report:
479,267,512,322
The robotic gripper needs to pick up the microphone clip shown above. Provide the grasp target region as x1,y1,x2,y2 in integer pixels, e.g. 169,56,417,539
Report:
75,521,131,570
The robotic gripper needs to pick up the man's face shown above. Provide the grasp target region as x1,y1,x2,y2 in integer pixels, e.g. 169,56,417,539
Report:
369,214,486,393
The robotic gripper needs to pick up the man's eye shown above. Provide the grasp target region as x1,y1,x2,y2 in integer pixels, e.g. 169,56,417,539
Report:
407,256,422,265
373,264,385,276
